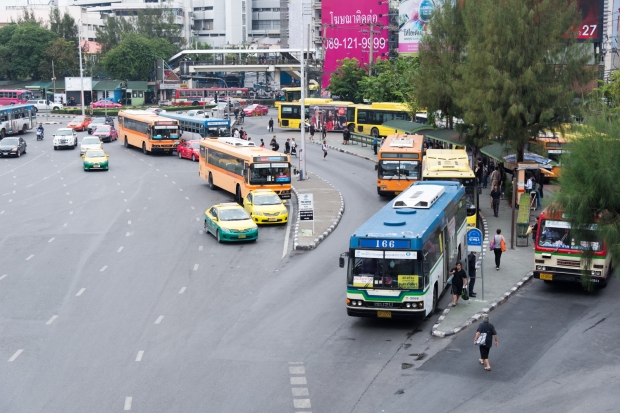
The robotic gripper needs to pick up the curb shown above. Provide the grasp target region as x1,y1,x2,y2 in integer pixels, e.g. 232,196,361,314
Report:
291,172,345,251
308,139,376,163
431,209,534,337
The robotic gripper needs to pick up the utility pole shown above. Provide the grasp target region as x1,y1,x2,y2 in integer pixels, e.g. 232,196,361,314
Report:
77,20,85,116
51,60,56,104
299,2,311,180
361,23,383,76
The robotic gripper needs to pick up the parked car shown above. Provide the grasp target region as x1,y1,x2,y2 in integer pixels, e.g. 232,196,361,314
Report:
82,149,109,171
26,99,63,112
203,203,258,243
92,99,122,108
0,137,27,157
177,140,200,161
244,104,269,116
53,128,78,150
93,125,118,143
67,116,92,131
80,136,103,155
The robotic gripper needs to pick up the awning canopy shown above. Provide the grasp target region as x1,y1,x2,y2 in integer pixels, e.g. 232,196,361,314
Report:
92,80,122,91
126,81,148,91
382,120,465,147
382,120,428,134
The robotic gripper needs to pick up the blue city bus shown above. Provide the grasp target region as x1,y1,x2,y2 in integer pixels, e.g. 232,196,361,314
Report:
159,113,231,138
339,181,467,319
0,104,37,138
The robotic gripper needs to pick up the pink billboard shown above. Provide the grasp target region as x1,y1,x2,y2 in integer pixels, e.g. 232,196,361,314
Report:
321,1,390,89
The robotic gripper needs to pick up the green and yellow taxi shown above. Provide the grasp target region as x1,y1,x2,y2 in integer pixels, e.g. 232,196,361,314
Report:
82,149,109,171
243,189,288,224
204,203,258,243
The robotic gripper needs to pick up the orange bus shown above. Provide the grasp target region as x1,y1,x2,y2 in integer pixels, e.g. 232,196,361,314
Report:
376,133,424,196
117,110,180,154
199,137,292,204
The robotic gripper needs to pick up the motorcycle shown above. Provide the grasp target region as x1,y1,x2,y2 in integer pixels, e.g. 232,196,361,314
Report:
36,129,44,140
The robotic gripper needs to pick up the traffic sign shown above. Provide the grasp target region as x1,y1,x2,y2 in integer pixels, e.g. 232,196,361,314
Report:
467,228,483,252
299,193,314,211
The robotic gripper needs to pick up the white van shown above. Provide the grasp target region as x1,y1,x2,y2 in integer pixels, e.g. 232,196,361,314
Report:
186,110,207,117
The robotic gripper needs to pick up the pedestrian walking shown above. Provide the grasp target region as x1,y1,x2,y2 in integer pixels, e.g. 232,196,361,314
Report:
321,124,327,140
449,262,468,306
309,123,315,142
467,251,477,297
482,165,488,188
268,117,274,132
322,140,328,160
373,137,378,155
490,228,506,270
284,138,291,154
260,138,265,148
290,138,297,156
474,314,498,371
499,165,507,199
490,167,500,190
490,185,501,217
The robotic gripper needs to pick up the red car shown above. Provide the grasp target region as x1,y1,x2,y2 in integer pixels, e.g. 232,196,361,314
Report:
67,116,92,131
244,104,269,116
92,99,122,108
93,125,118,143
177,140,200,161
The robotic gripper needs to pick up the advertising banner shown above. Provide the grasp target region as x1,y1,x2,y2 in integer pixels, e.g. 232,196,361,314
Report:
576,0,604,42
321,0,389,88
398,0,435,55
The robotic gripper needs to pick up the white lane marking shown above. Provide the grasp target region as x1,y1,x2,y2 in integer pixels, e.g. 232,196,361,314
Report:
113,176,116,178
48,237,55,243
76,288,85,296
293,399,311,409
117,182,120,185
126,232,131,237
124,199,127,202
126,209,130,212
8,349,23,362
63,184,66,187
195,217,199,221
290,377,307,385
154,315,164,324
46,315,58,325
199,246,203,251
8,199,12,203
193,264,199,271
185,196,189,200
156,169,160,171
24,160,78,187
69,211,73,215
66,192,70,195
135,351,144,362
128,220,131,225
100,265,108,272
25,255,34,261
191,206,195,210
124,397,132,410
63,223,68,227
12,190,16,193
0,150,48,177
291,388,309,396
282,215,292,259
0,211,4,214
121,191,124,194
164,174,168,177
69,201,72,204
199,230,203,234
117,246,124,252
0,274,7,281
289,366,305,374
179,287,186,294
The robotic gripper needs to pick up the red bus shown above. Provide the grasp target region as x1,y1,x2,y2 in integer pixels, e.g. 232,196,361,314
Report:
0,90,34,106
173,87,249,106
534,206,613,288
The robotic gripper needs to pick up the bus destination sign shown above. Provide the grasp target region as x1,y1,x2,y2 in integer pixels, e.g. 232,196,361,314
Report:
155,121,177,126
358,239,411,249
253,156,288,162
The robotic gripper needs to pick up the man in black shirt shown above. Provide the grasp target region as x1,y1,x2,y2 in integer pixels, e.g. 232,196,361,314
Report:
468,251,477,297
490,185,501,217
450,262,468,306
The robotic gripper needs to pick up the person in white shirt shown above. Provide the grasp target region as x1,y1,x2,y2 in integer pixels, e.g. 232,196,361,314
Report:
525,176,533,193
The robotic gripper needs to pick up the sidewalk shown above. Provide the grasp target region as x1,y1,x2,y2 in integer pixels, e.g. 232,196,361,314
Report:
305,131,556,336
291,172,344,250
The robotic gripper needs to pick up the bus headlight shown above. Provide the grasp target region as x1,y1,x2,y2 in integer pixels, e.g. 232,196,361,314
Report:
591,271,602,276
406,303,411,308
536,265,546,271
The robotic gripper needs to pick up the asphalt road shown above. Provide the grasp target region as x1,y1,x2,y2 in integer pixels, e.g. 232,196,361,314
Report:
1,113,618,412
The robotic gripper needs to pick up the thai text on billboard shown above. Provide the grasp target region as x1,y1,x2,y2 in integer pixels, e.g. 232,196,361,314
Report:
398,0,435,55
321,1,389,88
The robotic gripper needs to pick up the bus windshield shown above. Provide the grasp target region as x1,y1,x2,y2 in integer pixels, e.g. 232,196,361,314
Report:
152,127,179,140
249,164,291,184
378,160,420,180
348,255,423,290
537,219,602,251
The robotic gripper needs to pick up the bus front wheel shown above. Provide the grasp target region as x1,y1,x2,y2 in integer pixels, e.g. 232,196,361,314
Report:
428,284,438,317
371,128,379,139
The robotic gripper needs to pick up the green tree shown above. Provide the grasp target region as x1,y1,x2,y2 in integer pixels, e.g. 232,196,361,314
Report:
359,57,419,106
49,7,78,43
5,22,57,79
327,58,366,103
0,24,18,79
102,34,176,80
38,38,79,79
413,1,467,130
458,0,596,162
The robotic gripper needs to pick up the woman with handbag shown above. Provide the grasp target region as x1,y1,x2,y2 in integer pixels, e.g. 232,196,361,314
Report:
474,314,498,371
490,228,507,270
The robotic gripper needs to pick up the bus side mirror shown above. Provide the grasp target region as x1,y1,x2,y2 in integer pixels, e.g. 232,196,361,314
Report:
339,252,349,268
374,164,378,171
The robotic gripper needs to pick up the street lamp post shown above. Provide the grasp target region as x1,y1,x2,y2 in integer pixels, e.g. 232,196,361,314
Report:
77,19,85,116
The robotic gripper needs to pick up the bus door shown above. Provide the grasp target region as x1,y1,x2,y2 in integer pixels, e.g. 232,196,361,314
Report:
441,216,459,281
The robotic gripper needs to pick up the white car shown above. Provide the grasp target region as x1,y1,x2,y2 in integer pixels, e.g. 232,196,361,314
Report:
145,108,167,115
53,128,78,150
79,136,103,156
27,99,63,112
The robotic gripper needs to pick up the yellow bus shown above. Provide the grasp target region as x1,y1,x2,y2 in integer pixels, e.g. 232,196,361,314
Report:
376,133,424,196
275,85,320,108
117,110,180,155
199,137,292,204
422,149,478,228
348,102,413,138
278,99,354,131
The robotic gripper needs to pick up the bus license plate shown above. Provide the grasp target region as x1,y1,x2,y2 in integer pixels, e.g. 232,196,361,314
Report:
539,273,553,281
238,234,246,239
377,310,392,318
